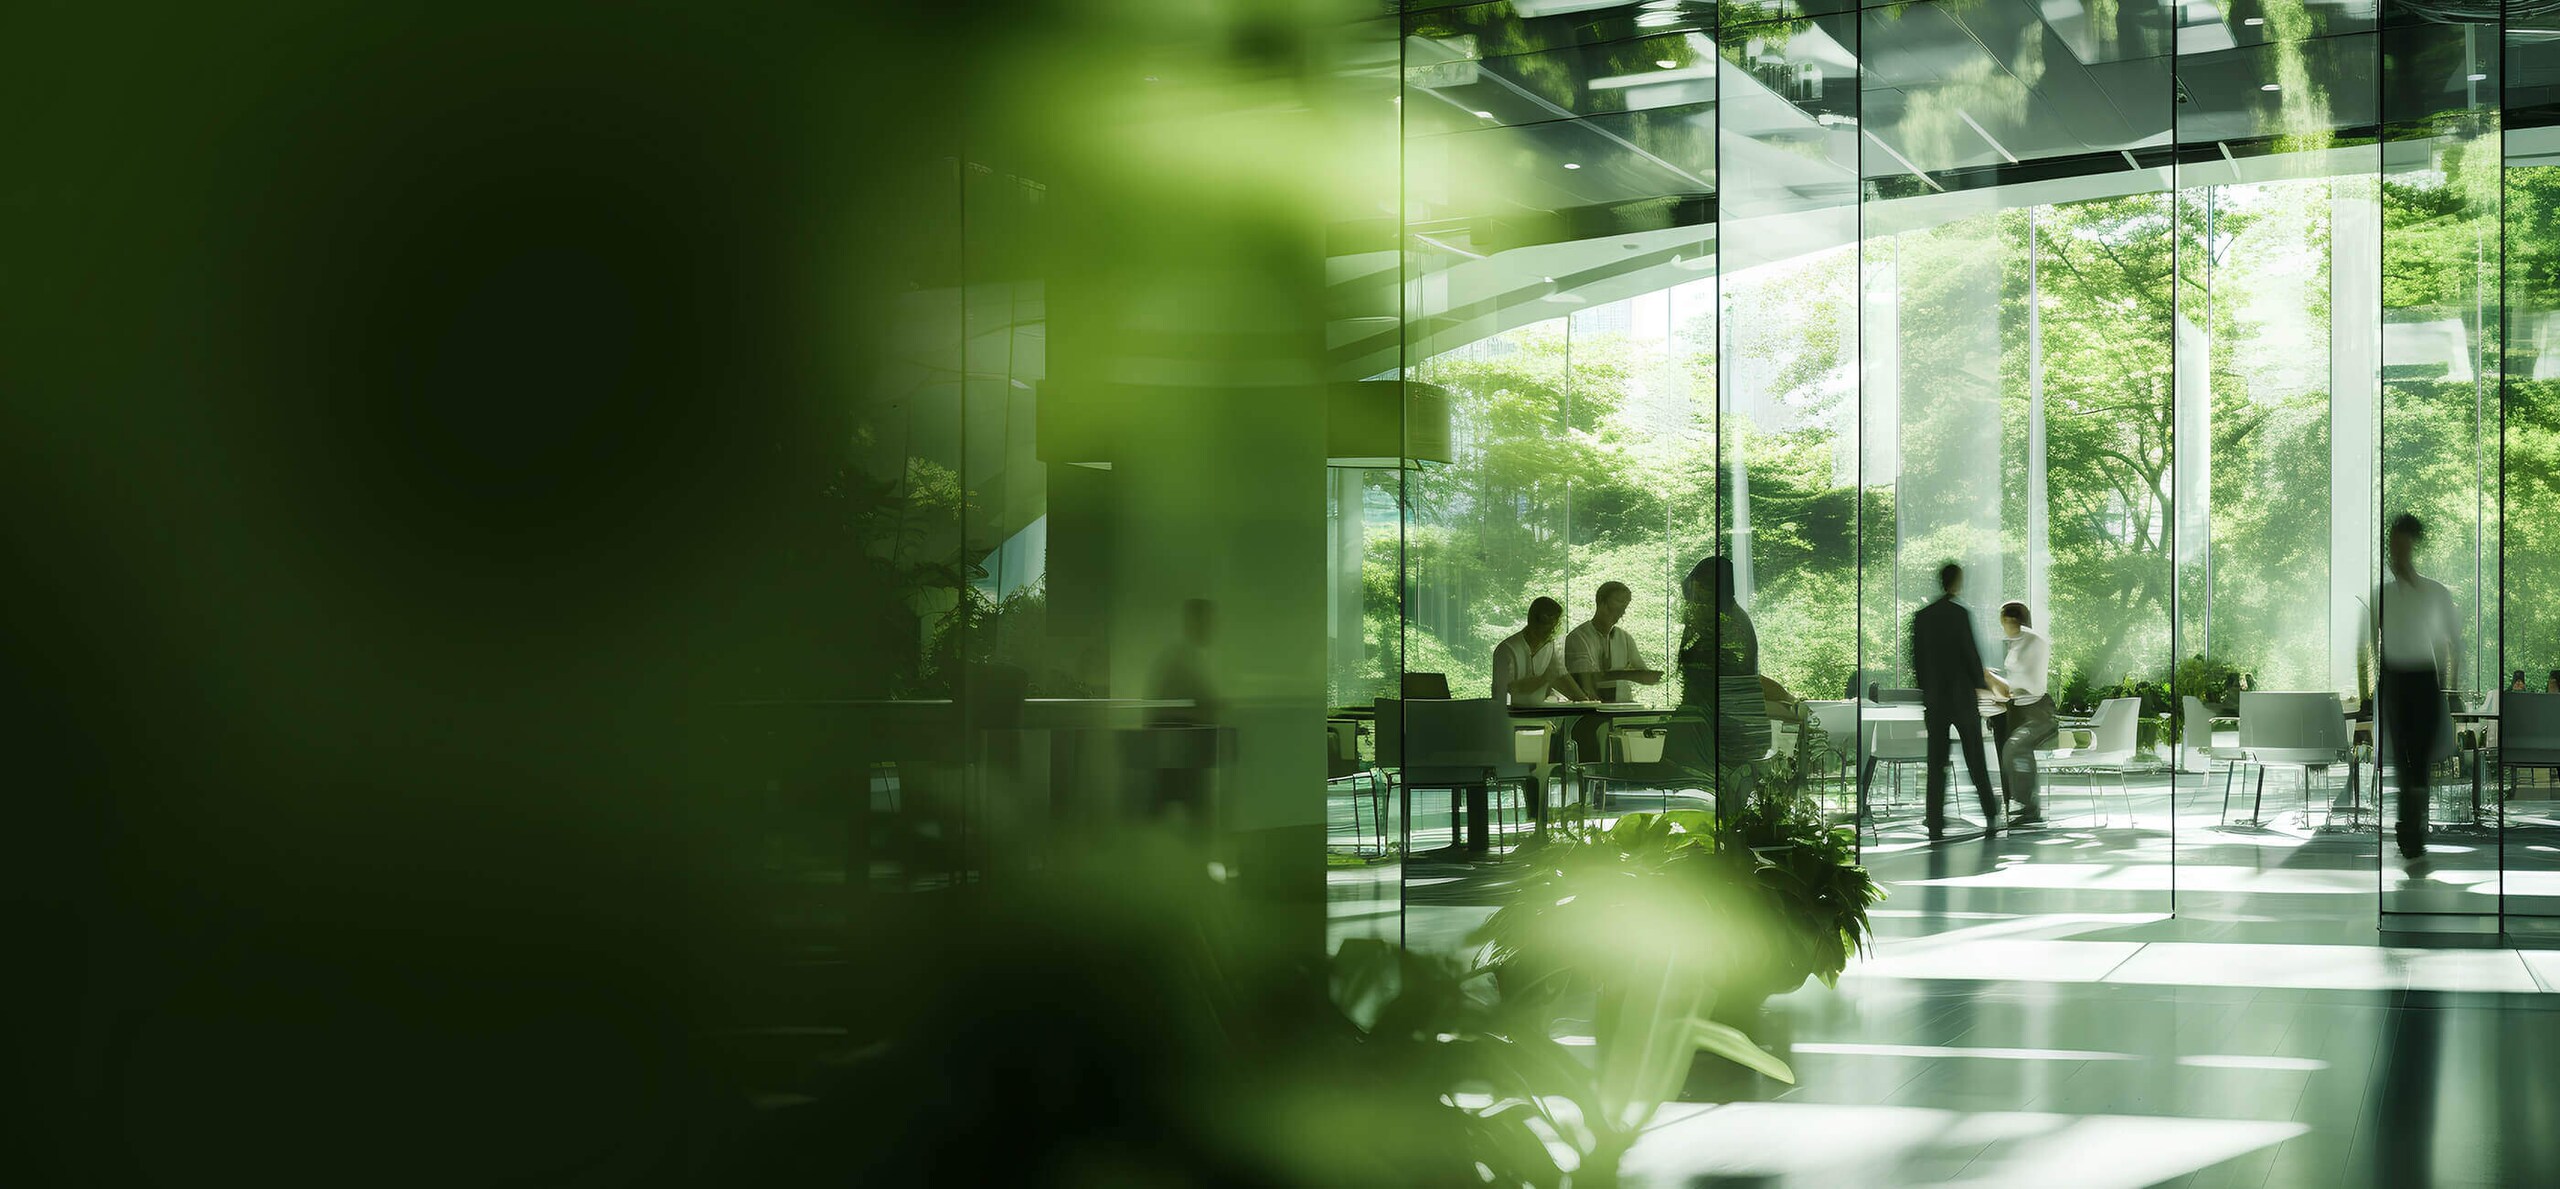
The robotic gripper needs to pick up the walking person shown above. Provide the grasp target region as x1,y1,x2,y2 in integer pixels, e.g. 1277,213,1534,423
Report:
1911,563,2001,841
2372,513,2460,867
1984,601,2052,829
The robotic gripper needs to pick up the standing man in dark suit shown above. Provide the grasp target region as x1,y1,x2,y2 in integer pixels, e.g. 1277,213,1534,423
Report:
1911,562,2000,841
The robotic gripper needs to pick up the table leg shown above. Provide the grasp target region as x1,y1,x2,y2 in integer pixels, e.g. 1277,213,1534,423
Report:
1466,786,1491,853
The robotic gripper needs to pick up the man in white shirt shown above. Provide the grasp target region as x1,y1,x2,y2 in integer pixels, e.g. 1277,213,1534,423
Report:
1564,581,1664,704
2372,512,2460,862
1985,601,2053,828
1493,597,1593,707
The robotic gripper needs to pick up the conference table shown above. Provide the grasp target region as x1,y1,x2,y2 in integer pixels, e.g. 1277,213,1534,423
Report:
1333,700,1670,853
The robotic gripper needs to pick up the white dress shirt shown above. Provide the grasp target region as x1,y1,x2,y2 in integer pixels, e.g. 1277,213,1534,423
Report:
1563,619,1648,703
1492,629,1569,707
1998,627,2049,707
2373,573,2460,677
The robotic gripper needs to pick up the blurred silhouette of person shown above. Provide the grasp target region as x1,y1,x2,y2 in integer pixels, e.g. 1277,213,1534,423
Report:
1145,598,1223,837
1493,596,1592,707
2546,669,2558,694
1673,557,1767,818
2373,513,2459,863
1148,598,1222,727
1985,601,2051,828
1565,580,1662,704
1912,563,2000,841
2510,670,2529,694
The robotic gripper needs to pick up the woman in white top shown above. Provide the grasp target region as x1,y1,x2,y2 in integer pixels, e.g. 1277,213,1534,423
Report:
1985,601,2053,827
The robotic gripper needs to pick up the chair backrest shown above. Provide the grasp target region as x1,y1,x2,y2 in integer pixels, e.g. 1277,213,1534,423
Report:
1809,702,1858,760
1607,716,1671,763
2089,696,2141,756
1326,720,1362,778
2239,691,2348,761
1871,719,1928,759
1513,721,1553,765
2503,691,2560,764
1402,672,1452,699
1402,697,1510,776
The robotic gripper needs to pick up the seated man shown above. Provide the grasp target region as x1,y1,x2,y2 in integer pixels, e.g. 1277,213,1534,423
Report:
1564,581,1664,704
1493,596,1592,707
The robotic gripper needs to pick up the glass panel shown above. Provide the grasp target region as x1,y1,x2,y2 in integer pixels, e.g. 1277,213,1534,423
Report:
2377,0,2501,919
2172,24,2383,931
1397,1,1722,955
2502,14,2560,935
1860,0,2176,922
1723,7,1861,840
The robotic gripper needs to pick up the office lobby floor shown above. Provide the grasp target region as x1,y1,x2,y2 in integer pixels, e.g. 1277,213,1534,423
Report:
1327,769,2560,1186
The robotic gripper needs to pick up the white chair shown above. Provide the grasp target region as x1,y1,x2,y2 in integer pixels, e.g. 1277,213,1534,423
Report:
1506,720,1557,840
2180,695,2238,777
2038,696,2142,826
2225,691,2353,829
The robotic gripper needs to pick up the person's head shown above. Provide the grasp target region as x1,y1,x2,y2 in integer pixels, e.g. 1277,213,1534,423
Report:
1525,596,1565,646
1938,562,1964,598
1593,581,1631,630
2548,668,2559,693
2513,670,2529,691
1683,556,1737,606
1181,598,1215,646
2388,512,2425,574
2000,601,2031,637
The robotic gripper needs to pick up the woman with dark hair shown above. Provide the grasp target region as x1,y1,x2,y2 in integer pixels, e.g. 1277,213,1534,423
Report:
1669,556,1769,815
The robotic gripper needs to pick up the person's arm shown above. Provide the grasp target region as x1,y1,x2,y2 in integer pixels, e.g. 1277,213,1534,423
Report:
1544,648,1595,701
1492,643,1519,703
1986,669,2013,699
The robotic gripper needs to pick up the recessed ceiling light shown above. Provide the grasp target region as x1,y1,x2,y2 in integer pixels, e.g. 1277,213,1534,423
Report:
2243,16,2263,24
1563,162,1582,169
2469,72,2489,81
1657,59,1679,69
2261,83,2281,92
1473,110,1494,119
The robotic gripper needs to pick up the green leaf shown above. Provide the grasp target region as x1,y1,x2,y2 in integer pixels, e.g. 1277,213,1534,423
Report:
1330,938,1404,1032
1688,1017,1796,1084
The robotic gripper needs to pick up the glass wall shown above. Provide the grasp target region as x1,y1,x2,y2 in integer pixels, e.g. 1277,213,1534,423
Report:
2169,4,2382,928
2504,18,2560,933
1353,0,2560,946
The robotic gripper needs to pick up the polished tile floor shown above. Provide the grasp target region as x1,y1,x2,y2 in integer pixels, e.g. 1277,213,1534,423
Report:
1327,767,2560,1186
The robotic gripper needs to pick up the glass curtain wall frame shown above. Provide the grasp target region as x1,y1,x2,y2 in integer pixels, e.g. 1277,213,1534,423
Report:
2377,0,2504,923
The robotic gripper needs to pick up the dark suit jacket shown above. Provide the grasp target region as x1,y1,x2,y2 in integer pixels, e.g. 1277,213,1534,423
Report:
1910,596,1988,712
